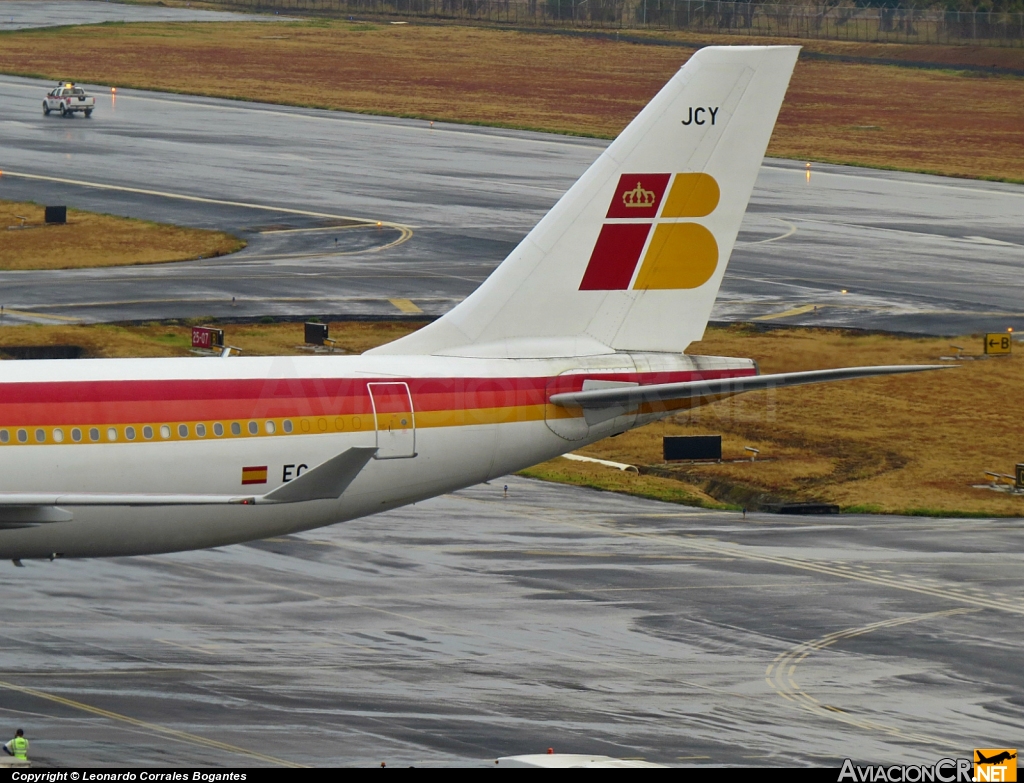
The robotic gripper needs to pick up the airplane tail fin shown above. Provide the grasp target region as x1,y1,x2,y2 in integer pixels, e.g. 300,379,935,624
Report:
371,45,800,358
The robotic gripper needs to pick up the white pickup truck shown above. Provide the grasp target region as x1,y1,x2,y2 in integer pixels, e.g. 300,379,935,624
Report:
43,82,95,117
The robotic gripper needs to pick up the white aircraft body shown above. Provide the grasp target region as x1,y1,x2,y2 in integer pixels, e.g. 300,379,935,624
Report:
0,46,940,560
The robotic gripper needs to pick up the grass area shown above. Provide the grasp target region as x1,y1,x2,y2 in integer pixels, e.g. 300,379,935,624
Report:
0,320,423,358
518,460,736,510
0,200,244,270
1,320,1021,517
566,324,1024,517
0,21,1021,181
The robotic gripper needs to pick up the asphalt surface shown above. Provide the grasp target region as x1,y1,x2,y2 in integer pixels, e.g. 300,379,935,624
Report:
0,475,1020,767
1,74,1023,333
0,0,286,28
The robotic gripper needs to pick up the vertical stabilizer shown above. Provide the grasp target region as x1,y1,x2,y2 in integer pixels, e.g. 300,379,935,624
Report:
371,46,800,358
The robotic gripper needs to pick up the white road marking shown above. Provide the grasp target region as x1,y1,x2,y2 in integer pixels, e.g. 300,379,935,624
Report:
735,218,797,245
963,235,1019,247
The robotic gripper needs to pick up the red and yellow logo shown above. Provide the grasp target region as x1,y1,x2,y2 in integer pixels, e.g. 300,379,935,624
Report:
579,172,720,291
975,750,1017,782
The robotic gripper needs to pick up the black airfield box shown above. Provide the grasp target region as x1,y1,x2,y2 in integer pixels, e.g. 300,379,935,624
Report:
305,322,329,346
664,435,722,462
44,206,67,224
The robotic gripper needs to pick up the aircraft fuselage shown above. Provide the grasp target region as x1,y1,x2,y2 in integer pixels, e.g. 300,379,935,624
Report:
0,351,755,559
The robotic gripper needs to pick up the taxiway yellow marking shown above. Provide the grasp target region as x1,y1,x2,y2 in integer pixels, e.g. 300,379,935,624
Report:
0,678,304,767
389,298,423,314
753,303,820,321
258,224,363,235
0,307,80,323
0,170,413,253
765,609,973,747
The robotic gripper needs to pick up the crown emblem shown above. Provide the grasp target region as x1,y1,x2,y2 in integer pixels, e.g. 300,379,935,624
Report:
622,182,656,209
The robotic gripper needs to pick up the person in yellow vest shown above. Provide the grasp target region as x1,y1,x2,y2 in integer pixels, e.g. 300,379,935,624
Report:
3,729,28,761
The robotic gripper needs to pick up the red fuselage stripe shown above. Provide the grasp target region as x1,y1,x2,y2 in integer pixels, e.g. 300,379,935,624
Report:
0,370,754,427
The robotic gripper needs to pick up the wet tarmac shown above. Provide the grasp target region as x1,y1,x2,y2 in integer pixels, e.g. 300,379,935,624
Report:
0,0,287,29
0,75,1022,333
0,476,1020,767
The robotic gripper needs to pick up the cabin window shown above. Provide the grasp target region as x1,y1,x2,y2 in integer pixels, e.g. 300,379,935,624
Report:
107,428,117,442
143,426,153,439
213,423,224,436
89,428,99,442
53,429,64,443
0,430,9,444
71,428,82,442
35,429,46,443
125,427,136,441
178,424,188,438
196,423,207,437
265,421,276,434
230,422,241,436
283,420,293,433
17,429,27,443
248,421,258,435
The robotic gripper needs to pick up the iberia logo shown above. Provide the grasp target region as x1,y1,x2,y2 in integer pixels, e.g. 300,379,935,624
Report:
579,172,720,291
975,749,1017,782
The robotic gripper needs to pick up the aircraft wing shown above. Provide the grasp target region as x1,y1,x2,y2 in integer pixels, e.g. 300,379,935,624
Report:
549,365,949,413
0,447,376,528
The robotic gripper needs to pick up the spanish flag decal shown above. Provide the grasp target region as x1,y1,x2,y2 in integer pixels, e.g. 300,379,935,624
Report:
241,466,268,485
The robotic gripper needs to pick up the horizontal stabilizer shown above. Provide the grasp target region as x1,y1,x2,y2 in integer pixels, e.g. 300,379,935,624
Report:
0,447,377,515
261,447,376,503
550,365,949,410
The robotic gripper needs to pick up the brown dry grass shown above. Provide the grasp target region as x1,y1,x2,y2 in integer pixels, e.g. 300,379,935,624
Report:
595,27,1024,71
136,0,1024,71
1,320,1021,515
567,324,1024,516
0,200,244,270
517,459,731,509
0,21,1021,181
0,320,423,358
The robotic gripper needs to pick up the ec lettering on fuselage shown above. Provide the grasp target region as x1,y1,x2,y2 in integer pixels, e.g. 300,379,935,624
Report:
682,107,719,126
282,464,309,482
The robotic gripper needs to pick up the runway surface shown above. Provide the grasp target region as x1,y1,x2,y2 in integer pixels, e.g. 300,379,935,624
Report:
1,75,1023,334
1,475,1020,767
0,0,286,29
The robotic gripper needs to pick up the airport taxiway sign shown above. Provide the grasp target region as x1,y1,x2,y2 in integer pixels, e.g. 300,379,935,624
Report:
984,333,1012,355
